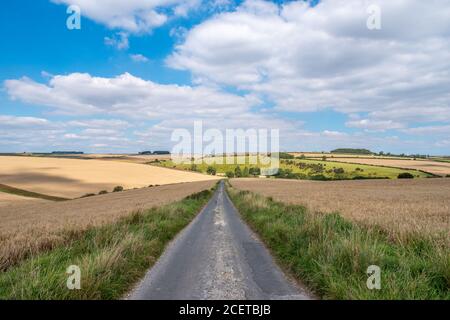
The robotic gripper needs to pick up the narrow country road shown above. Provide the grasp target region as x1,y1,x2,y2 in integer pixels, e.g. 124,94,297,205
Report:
129,181,312,300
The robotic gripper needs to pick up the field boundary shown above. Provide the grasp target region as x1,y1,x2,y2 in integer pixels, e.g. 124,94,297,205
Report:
0,184,69,201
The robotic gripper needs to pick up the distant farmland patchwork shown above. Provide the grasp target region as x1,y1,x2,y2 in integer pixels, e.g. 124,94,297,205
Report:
319,158,450,177
154,155,431,180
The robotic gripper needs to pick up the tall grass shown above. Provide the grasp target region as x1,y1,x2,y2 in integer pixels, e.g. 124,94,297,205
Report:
0,188,214,300
227,187,449,300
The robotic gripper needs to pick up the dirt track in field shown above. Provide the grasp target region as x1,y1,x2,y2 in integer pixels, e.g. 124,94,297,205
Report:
0,180,217,270
230,178,450,240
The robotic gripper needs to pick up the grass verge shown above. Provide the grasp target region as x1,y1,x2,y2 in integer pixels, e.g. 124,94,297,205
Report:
0,188,214,299
0,184,69,201
227,186,449,300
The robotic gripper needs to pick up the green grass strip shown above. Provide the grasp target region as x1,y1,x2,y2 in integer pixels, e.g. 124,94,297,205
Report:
0,188,214,300
0,184,69,202
227,187,450,300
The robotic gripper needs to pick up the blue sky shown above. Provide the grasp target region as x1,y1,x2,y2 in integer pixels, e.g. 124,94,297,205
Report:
1,0,450,155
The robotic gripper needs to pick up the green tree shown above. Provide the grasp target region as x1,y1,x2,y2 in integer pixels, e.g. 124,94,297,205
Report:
225,171,235,178
206,166,217,175
249,167,261,176
113,186,124,192
398,172,414,179
234,166,242,177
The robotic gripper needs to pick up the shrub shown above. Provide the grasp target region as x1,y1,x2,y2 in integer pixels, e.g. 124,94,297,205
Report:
225,171,235,178
98,190,108,195
446,174,450,178
81,193,95,198
206,166,217,176
279,152,294,159
353,176,389,180
113,186,124,192
333,167,345,174
398,172,414,179
249,167,261,176
234,166,242,178
310,174,328,181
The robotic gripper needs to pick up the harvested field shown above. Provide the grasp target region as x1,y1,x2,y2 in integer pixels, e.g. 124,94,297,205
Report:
230,178,450,241
324,158,450,176
0,180,217,271
0,156,219,198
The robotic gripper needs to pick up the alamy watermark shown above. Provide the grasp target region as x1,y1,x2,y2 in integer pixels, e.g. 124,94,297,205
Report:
367,4,382,30
366,265,381,290
66,265,81,290
66,5,81,30
171,121,280,175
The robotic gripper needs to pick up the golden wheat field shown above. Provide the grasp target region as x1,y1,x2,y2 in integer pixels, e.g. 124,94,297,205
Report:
0,156,219,198
0,192,47,208
230,178,450,242
0,180,217,271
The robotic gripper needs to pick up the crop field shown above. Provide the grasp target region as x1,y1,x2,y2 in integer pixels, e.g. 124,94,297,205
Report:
0,192,47,208
230,178,450,241
0,187,215,299
289,152,407,159
0,180,217,271
154,155,430,180
320,158,450,176
227,185,449,299
278,159,429,179
0,156,219,199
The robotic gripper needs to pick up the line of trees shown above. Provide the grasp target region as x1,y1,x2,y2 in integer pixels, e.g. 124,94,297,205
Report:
220,166,261,178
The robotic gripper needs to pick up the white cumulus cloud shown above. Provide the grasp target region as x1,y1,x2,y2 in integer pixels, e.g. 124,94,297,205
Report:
168,0,450,124
52,0,203,33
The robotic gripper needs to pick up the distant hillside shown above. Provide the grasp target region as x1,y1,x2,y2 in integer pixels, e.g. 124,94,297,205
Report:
331,148,373,155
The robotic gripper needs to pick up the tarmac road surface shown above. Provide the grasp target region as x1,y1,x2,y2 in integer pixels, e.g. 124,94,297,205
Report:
128,181,312,300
